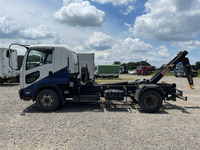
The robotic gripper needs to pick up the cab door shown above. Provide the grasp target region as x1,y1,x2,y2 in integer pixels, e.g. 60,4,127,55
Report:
21,47,54,89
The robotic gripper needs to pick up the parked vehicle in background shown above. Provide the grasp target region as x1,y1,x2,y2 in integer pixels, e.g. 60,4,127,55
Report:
0,48,19,84
136,66,153,75
174,62,198,77
128,69,136,75
95,65,120,78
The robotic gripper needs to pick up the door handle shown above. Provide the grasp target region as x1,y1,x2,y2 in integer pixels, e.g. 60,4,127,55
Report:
49,71,53,76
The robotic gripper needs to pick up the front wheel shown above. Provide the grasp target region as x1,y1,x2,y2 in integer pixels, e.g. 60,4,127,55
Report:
36,89,60,111
138,90,163,113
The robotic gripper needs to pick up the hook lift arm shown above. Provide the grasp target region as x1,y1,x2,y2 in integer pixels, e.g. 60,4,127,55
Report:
149,51,194,89
182,57,195,89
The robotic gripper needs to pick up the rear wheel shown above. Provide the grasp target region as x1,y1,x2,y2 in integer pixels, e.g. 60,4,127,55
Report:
138,90,163,113
36,89,60,111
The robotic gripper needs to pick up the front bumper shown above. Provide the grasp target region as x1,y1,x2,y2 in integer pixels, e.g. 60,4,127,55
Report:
19,89,33,101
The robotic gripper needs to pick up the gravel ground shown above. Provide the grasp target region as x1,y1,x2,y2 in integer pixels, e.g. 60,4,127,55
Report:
0,75,200,150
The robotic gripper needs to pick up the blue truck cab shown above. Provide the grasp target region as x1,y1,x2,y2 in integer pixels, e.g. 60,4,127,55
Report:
174,62,198,77
19,45,79,104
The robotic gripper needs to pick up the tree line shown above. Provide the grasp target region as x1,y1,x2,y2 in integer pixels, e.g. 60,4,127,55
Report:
191,61,200,70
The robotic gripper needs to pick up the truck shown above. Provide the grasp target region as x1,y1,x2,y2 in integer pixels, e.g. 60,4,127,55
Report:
7,43,195,113
0,48,20,84
95,65,120,79
136,65,153,75
77,53,94,80
174,62,198,77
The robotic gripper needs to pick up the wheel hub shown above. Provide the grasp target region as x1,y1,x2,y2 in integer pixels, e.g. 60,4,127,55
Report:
144,95,158,108
41,95,54,107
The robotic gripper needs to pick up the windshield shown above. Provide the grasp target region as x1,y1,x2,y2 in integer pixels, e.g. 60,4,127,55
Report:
137,66,145,70
176,64,183,70
26,48,53,70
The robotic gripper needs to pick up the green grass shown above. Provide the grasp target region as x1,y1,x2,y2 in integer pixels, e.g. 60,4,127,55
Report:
150,70,200,77
197,69,200,77
150,71,174,76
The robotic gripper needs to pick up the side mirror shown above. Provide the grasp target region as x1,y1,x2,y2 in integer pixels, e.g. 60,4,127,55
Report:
6,50,10,58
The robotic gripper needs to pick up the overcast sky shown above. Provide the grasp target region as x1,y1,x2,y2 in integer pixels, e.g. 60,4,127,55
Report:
0,0,200,66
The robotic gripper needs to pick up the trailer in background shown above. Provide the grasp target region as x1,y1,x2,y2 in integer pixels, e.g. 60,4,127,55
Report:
95,65,120,79
0,48,19,84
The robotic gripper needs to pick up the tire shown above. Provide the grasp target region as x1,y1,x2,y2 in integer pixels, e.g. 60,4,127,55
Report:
138,90,163,113
36,89,60,111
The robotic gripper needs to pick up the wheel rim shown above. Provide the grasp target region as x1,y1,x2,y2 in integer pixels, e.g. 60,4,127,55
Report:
40,94,54,107
144,95,158,108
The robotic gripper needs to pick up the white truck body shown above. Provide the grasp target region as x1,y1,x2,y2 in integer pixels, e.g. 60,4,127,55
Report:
0,48,19,82
20,45,79,89
77,53,94,80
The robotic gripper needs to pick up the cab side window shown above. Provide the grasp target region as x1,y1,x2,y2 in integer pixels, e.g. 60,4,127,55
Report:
26,49,52,70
